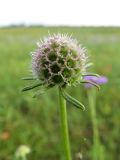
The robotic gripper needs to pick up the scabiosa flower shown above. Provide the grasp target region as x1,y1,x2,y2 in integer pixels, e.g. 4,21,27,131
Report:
31,34,88,88
84,75,108,88
84,76,108,159
22,33,99,160
22,33,98,108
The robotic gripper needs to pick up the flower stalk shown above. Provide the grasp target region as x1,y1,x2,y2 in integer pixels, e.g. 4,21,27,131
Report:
88,89,100,160
59,88,72,160
87,89,105,160
22,34,99,160
84,75,108,160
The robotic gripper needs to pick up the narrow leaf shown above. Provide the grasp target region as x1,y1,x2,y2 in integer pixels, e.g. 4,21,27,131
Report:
82,73,100,77
81,80,100,90
22,77,37,80
60,89,85,110
21,83,43,92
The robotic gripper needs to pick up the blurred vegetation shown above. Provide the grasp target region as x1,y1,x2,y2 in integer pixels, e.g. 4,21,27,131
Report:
0,27,120,160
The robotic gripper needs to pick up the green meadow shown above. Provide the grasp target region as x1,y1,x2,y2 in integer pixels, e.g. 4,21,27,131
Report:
0,27,120,160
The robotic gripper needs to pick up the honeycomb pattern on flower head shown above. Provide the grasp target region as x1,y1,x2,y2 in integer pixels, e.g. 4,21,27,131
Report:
32,34,88,88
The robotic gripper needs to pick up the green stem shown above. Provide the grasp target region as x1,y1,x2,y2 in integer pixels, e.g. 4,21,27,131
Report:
88,89,100,160
58,88,72,160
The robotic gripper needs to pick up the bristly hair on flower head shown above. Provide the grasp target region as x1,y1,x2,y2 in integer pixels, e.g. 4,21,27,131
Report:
22,33,99,110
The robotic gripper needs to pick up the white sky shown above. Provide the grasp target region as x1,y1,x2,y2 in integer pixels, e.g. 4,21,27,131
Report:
0,0,120,26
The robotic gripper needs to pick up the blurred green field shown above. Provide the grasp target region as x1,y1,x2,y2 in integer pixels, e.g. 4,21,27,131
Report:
0,27,120,160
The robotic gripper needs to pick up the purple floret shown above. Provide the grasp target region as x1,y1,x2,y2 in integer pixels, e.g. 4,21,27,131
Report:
84,75,108,88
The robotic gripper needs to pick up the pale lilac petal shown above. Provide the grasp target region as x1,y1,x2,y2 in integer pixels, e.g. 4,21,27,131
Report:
84,76,108,88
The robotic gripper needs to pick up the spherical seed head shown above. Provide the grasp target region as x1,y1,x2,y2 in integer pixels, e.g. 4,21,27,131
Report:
32,34,88,88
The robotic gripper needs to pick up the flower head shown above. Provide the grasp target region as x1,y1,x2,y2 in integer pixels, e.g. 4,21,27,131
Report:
84,75,108,88
22,33,97,110
31,34,88,88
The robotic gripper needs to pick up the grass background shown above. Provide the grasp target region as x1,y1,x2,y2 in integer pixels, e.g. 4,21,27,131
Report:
0,27,120,160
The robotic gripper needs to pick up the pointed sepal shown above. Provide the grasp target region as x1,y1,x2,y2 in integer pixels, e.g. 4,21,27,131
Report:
21,83,43,92
82,73,100,77
22,77,37,80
